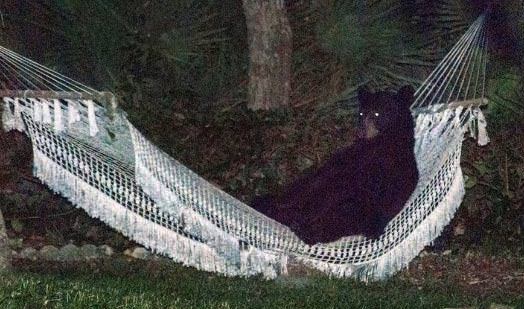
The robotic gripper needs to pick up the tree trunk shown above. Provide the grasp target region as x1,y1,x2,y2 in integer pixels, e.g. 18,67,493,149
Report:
242,0,292,110
0,207,11,273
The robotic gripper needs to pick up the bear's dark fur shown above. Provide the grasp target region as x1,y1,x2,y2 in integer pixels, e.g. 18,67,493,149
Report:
251,85,419,245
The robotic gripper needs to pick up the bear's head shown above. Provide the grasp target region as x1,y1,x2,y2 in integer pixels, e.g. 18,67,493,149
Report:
357,85,415,140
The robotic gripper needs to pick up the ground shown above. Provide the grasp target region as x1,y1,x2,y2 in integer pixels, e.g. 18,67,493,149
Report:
0,253,522,308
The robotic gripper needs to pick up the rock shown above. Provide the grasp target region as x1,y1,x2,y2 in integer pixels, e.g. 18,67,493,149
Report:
40,245,60,261
99,245,114,257
123,248,133,257
489,304,515,309
79,244,100,260
125,247,152,260
19,247,38,261
131,247,152,260
58,244,81,261
285,256,323,277
442,249,452,256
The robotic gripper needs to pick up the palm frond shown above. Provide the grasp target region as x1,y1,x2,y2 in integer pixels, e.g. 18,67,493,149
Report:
315,1,428,92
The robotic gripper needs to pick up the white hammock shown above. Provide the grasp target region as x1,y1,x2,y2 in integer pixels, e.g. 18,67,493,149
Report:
0,15,489,280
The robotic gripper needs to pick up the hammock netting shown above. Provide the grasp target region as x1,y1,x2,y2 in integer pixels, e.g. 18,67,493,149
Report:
0,15,489,280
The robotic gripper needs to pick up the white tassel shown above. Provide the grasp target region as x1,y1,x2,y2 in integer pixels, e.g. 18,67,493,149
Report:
42,99,52,124
2,97,15,131
13,97,25,131
474,107,490,146
1,97,25,132
468,111,476,139
66,99,81,126
31,148,244,277
86,99,99,136
31,98,42,123
53,99,64,133
130,123,286,278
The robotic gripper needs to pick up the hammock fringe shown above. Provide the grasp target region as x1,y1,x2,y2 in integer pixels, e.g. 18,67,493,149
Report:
31,146,286,279
297,150,465,281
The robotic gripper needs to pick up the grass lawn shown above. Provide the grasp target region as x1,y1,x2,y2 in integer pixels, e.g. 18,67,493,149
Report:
0,257,522,309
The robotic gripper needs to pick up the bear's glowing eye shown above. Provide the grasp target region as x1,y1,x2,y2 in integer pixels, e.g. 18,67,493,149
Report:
359,112,364,117
374,112,380,117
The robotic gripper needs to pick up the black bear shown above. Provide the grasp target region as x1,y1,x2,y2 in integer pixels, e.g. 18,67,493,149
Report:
251,85,419,245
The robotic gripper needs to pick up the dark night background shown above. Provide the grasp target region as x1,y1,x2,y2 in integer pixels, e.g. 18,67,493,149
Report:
0,0,522,307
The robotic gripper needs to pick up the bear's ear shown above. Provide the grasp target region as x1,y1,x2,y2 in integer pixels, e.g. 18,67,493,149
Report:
397,85,415,107
358,86,372,106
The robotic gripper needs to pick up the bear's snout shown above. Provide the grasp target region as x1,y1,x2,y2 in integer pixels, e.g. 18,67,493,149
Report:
358,117,379,140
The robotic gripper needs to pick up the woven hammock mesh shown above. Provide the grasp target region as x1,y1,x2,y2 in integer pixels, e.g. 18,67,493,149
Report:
0,15,488,280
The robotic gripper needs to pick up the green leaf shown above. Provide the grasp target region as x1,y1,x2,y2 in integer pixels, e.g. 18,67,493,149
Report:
473,161,489,176
10,219,23,233
465,175,478,189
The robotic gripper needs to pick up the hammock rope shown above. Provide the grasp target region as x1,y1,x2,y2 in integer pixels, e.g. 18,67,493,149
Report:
0,14,489,280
